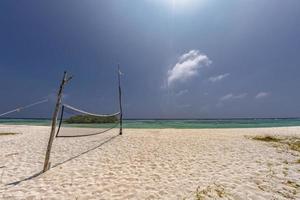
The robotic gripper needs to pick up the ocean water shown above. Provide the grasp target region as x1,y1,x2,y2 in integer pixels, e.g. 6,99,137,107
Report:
1,118,300,129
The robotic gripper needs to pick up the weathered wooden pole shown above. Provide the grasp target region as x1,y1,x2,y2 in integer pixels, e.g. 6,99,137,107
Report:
118,65,123,135
43,71,72,172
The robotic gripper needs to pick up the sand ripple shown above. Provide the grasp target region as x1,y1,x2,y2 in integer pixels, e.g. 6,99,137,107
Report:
0,126,299,199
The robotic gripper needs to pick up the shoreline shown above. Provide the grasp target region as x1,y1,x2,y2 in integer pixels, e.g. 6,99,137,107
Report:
2,118,300,130
2,124,300,130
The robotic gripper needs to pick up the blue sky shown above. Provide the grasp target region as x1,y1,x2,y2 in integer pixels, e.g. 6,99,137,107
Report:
0,0,300,119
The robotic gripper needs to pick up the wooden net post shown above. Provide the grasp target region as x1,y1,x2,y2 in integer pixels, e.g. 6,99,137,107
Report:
118,65,123,135
43,71,72,173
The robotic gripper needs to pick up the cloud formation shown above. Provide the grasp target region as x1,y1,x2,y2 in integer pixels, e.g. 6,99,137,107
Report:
255,92,270,99
175,89,189,97
167,50,211,87
209,73,230,82
220,93,247,101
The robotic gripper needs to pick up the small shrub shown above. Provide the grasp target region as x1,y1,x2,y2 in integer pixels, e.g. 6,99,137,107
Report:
65,115,118,124
252,135,300,153
0,132,19,136
252,135,282,142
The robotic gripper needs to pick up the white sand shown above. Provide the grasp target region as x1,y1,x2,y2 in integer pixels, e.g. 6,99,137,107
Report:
0,125,299,199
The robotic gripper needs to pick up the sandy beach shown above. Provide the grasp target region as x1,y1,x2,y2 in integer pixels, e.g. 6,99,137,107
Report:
0,125,299,199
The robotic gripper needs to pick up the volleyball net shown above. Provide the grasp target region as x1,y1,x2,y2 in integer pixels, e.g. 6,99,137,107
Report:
0,69,123,173
55,104,121,138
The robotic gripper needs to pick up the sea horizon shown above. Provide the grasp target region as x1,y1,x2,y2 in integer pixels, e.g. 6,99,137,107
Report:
1,117,300,129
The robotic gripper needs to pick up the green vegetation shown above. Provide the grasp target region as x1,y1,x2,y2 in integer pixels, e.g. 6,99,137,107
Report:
252,135,282,142
65,114,118,124
289,140,300,152
0,132,19,136
194,184,227,200
252,135,300,153
195,187,205,200
286,180,300,189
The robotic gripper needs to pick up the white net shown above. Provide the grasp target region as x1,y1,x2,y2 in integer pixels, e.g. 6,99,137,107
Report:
55,104,121,138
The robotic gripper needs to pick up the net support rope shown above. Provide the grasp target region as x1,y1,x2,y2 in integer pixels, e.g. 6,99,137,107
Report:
0,99,48,117
56,104,120,138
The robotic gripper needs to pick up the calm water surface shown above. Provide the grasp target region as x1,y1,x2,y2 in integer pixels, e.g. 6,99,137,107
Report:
1,118,300,129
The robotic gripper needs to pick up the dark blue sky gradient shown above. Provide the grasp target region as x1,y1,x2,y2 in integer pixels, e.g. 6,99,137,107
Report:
0,0,300,119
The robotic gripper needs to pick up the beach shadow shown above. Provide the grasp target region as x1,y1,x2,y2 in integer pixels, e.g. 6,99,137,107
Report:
52,134,120,168
6,134,120,186
6,171,43,186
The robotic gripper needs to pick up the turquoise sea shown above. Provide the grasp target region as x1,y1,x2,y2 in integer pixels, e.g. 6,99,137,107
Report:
1,118,300,129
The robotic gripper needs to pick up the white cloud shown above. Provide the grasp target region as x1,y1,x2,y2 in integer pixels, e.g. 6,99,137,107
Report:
167,50,211,87
209,73,230,82
175,89,189,97
220,93,247,101
255,92,270,99
220,94,234,101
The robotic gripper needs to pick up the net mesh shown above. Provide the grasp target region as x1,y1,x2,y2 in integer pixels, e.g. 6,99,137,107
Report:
55,104,121,138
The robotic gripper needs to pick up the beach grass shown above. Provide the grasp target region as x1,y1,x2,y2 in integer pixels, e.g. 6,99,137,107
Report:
252,135,282,142
286,180,300,189
289,140,300,152
194,184,227,200
252,135,300,153
0,132,19,136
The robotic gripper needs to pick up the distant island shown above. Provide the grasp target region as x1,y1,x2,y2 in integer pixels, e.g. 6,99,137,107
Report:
64,115,118,124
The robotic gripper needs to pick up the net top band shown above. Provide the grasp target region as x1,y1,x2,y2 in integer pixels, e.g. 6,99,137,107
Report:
63,104,120,117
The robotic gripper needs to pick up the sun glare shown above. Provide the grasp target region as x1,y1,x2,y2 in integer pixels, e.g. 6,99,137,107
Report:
165,0,204,12
170,0,190,7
